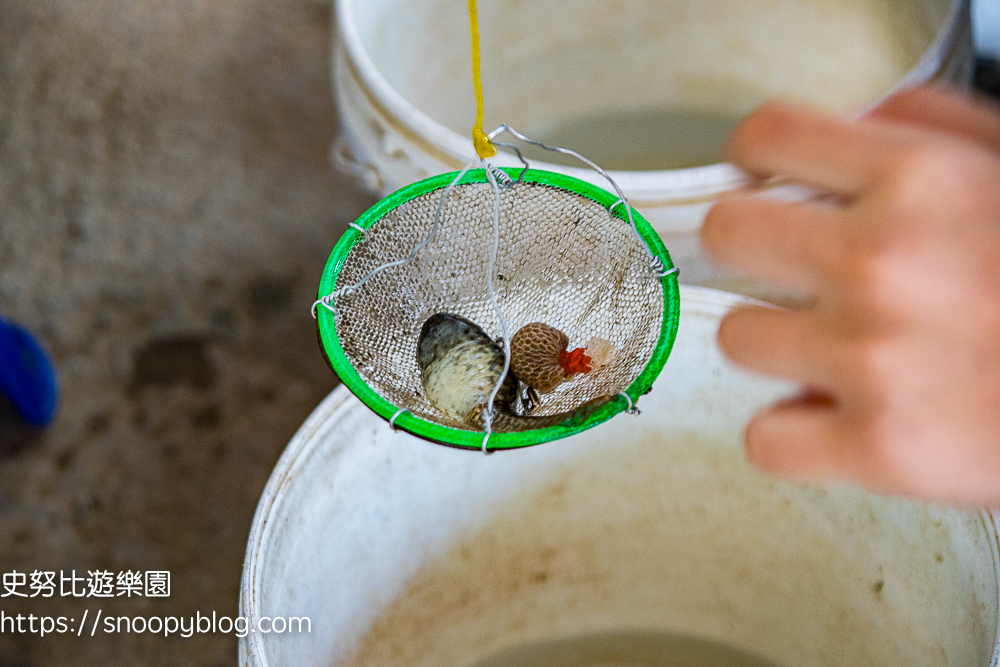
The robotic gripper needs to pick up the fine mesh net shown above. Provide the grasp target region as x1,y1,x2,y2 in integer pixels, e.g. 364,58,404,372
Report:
331,178,665,433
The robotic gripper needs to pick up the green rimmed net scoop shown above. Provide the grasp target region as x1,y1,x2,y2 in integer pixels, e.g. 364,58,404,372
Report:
315,167,680,451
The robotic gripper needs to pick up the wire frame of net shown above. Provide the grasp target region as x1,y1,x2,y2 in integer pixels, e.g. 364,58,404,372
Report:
317,168,680,450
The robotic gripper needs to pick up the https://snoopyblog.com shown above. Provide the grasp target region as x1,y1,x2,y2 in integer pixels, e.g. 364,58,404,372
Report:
0,569,310,638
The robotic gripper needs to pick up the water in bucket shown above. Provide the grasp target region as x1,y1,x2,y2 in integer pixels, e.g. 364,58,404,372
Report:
524,107,743,171
468,630,783,667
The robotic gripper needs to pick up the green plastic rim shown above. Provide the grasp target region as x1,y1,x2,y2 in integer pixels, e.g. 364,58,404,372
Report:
317,167,681,450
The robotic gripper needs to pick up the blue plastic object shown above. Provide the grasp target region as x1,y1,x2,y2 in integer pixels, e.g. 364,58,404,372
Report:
0,315,58,427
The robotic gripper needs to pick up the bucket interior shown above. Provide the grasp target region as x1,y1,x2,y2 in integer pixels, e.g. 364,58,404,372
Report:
244,289,1000,667
347,0,951,170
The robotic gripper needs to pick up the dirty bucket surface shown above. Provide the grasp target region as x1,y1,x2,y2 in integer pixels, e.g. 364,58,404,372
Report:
240,286,1000,667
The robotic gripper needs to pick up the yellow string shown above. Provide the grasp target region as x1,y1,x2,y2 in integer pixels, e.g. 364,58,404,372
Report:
468,0,497,158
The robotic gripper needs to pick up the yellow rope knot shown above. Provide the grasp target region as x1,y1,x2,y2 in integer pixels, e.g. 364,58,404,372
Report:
472,127,497,158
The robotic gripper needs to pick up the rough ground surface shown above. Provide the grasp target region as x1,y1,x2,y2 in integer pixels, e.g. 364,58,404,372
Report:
0,1,372,664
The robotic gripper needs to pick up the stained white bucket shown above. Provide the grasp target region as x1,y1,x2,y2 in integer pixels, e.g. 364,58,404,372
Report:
331,0,971,291
240,287,1000,667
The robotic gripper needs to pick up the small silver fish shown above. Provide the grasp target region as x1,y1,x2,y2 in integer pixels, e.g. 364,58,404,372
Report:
417,313,610,432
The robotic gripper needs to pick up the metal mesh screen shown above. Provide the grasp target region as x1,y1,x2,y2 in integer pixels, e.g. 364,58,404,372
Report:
332,180,665,432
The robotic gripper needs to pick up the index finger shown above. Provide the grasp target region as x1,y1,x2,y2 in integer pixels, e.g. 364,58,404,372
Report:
727,102,888,196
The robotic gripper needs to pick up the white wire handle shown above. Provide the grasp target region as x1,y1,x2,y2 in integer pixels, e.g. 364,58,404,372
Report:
487,124,672,279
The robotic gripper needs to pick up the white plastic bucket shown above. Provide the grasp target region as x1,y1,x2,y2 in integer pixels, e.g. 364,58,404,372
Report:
240,287,1000,667
331,0,971,291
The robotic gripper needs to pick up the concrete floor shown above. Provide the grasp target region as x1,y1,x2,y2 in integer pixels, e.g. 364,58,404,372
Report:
1,1,998,664
0,1,372,664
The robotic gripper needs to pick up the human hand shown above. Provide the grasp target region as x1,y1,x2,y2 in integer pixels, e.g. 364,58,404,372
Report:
701,86,1000,506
